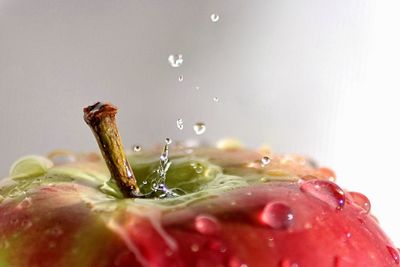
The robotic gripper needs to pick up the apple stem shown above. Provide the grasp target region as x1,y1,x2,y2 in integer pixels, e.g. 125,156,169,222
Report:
83,102,141,198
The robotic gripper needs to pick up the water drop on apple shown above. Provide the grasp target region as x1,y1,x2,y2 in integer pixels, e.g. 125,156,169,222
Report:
300,180,345,210
348,191,371,214
194,214,220,235
260,202,294,229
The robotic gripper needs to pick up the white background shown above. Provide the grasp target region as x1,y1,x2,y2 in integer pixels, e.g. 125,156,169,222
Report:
0,0,399,244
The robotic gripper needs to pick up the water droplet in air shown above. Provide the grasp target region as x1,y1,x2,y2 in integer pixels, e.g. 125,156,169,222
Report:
176,119,184,130
194,214,220,235
165,138,172,145
193,122,206,135
213,97,219,102
142,180,148,185
195,86,200,90
133,145,141,152
300,180,345,210
387,246,400,264
261,156,271,167
168,54,183,68
348,191,371,214
178,75,184,82
210,13,220,22
260,202,294,229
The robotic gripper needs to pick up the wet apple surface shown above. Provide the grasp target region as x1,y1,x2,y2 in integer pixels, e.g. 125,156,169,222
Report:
0,103,398,267
0,146,398,267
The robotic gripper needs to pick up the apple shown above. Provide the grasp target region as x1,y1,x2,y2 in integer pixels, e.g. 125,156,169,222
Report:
0,102,398,267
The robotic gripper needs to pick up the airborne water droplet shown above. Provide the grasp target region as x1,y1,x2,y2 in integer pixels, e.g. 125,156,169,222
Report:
213,97,219,102
300,180,345,210
178,75,184,82
210,13,220,22
387,246,400,264
165,138,172,145
193,122,206,135
168,54,183,68
348,191,371,214
195,86,200,90
261,156,271,167
260,202,294,229
133,145,141,152
176,119,184,130
194,214,220,235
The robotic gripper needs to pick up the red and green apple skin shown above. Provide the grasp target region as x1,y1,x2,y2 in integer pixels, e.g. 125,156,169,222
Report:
0,146,398,267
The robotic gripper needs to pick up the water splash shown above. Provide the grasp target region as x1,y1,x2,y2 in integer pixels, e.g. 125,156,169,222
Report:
140,138,179,198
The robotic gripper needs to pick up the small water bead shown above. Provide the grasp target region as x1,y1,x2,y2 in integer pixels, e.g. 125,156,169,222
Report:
142,180,148,185
168,54,183,68
300,180,346,210
16,197,32,209
191,243,200,252
133,145,141,152
261,156,271,167
165,138,172,145
178,75,184,82
176,119,184,130
194,214,220,235
260,202,294,229
348,191,371,214
210,13,220,22
190,162,204,174
280,259,299,267
387,246,400,264
334,256,354,267
193,122,206,135
213,97,219,102
195,86,200,90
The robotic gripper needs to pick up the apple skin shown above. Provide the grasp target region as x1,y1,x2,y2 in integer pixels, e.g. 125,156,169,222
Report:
0,147,398,267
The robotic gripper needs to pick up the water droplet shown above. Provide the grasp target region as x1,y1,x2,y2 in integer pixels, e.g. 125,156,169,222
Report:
16,197,32,209
194,214,220,235
387,246,400,264
213,97,219,102
46,226,63,237
334,256,354,267
280,259,298,267
246,191,252,196
261,156,271,167
142,180,148,185
191,243,200,252
260,202,294,229
210,13,220,22
193,122,206,135
195,86,200,90
267,237,274,248
21,220,32,230
165,138,172,145
133,145,141,152
168,54,183,68
190,162,204,174
348,191,371,214
178,75,184,82
300,180,345,210
176,119,184,130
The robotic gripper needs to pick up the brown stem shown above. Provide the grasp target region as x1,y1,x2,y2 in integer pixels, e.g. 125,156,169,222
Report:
83,102,140,198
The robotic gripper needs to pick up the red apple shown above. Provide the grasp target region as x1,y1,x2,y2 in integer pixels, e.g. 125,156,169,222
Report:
0,103,397,267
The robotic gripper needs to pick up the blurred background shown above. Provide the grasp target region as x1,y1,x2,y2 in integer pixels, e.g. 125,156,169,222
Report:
0,0,399,243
